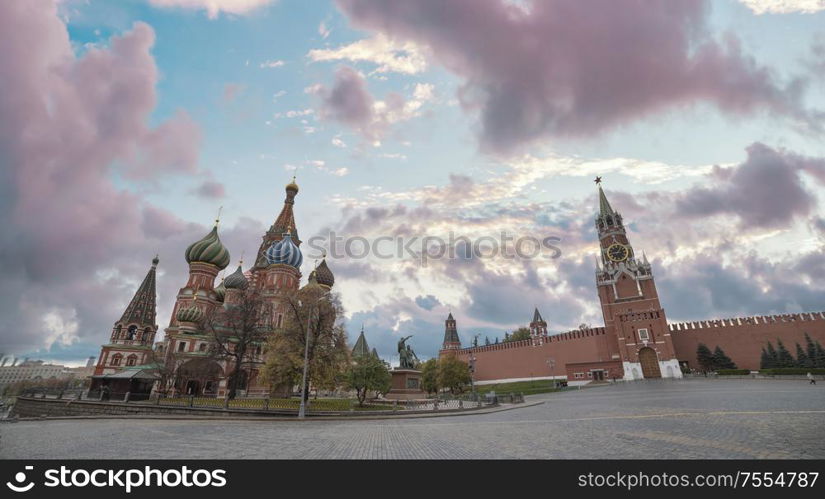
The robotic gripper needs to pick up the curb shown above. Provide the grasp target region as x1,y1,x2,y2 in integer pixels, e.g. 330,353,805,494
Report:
5,401,543,423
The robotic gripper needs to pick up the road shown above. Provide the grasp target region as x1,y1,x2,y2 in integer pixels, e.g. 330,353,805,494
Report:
1,379,822,459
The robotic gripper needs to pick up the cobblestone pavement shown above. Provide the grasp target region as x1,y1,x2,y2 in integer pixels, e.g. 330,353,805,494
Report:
2,379,823,459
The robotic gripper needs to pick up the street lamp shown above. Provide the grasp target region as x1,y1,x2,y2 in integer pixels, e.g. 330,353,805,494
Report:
298,292,330,419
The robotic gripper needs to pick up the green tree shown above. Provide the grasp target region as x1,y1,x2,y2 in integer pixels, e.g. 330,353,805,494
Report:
420,358,440,395
264,285,349,403
484,336,490,346
804,334,818,367
344,355,391,406
696,343,714,371
505,327,531,342
775,339,795,368
813,340,825,368
765,341,779,368
437,355,471,395
795,343,811,368
712,346,736,370
760,347,772,369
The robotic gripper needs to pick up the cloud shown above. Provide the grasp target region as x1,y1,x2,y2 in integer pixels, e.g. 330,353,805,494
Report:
737,0,825,14
191,180,227,198
673,142,825,228
311,66,434,141
148,0,276,18
314,141,825,356
0,0,207,357
335,0,818,154
308,34,427,74
259,59,285,69
223,83,244,102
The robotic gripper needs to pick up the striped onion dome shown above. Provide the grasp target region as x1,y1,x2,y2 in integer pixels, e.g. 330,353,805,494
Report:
265,232,303,268
213,281,226,302
224,265,249,290
185,225,230,270
314,259,334,288
176,303,203,323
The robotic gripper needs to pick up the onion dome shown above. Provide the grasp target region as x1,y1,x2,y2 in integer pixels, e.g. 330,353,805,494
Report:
302,270,324,291
224,264,249,290
285,176,299,194
314,259,334,288
176,303,203,323
185,225,230,270
265,232,303,268
213,281,226,302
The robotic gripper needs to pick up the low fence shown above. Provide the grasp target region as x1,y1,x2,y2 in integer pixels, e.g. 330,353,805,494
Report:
7,390,527,419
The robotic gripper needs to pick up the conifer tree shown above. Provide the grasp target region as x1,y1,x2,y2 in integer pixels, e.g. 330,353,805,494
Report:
775,339,795,368
765,341,779,368
795,343,811,368
814,341,825,368
696,343,715,371
712,346,737,370
804,333,817,367
760,347,771,369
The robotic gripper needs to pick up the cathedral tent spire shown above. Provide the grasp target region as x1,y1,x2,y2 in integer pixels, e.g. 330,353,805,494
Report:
352,326,370,358
119,256,158,326
598,184,614,217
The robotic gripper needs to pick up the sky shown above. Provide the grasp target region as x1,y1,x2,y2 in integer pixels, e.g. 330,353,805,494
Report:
2,0,825,367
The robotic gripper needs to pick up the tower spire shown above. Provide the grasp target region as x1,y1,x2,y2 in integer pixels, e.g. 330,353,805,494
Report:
119,257,158,326
352,327,370,358
255,177,301,268
442,313,461,350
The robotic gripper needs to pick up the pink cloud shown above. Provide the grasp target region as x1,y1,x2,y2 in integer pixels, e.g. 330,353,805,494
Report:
191,180,227,199
335,0,817,154
0,0,206,355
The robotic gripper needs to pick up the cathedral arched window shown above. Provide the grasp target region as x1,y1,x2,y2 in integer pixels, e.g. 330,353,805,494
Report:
114,325,122,338
111,354,123,367
127,325,137,340
126,354,138,367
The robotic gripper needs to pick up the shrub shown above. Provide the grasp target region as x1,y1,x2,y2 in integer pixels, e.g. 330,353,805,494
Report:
715,369,750,375
759,368,825,375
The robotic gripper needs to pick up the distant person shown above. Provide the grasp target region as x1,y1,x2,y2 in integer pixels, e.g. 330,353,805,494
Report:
807,372,816,385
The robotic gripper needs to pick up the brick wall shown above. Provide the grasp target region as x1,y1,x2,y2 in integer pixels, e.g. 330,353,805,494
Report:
669,312,825,371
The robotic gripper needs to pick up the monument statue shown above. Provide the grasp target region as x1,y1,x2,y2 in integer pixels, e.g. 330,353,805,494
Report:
397,335,418,369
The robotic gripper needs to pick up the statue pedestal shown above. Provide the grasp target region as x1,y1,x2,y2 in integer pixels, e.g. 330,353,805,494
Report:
384,369,426,400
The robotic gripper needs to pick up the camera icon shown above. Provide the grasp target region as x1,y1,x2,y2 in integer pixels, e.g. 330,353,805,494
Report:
6,466,35,493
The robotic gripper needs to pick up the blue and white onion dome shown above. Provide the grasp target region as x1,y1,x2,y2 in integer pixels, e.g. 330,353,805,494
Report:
224,264,249,290
265,231,303,269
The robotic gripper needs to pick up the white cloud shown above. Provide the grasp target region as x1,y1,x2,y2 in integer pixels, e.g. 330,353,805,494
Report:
738,0,825,14
148,0,276,18
260,59,285,69
307,34,427,75
274,109,314,118
319,21,331,40
331,135,347,148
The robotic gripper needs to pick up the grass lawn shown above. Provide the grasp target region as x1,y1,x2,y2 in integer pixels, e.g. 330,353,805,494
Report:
472,379,566,395
156,397,398,411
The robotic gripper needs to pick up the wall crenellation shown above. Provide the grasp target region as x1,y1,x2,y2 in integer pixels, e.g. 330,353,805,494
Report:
668,311,825,331
458,326,607,354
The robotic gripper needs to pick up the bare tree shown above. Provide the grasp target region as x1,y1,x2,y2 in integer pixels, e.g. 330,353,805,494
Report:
205,289,274,400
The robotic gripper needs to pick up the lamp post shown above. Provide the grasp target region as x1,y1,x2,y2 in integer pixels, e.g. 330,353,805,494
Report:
298,292,330,419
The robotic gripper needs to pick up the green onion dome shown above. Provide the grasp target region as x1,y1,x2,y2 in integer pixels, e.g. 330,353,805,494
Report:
224,265,249,290
176,303,203,323
185,225,230,270
213,281,226,302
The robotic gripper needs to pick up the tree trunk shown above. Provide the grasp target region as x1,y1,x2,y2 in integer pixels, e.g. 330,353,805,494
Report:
227,352,244,400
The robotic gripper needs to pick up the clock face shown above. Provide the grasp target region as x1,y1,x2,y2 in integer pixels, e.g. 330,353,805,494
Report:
607,243,629,262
